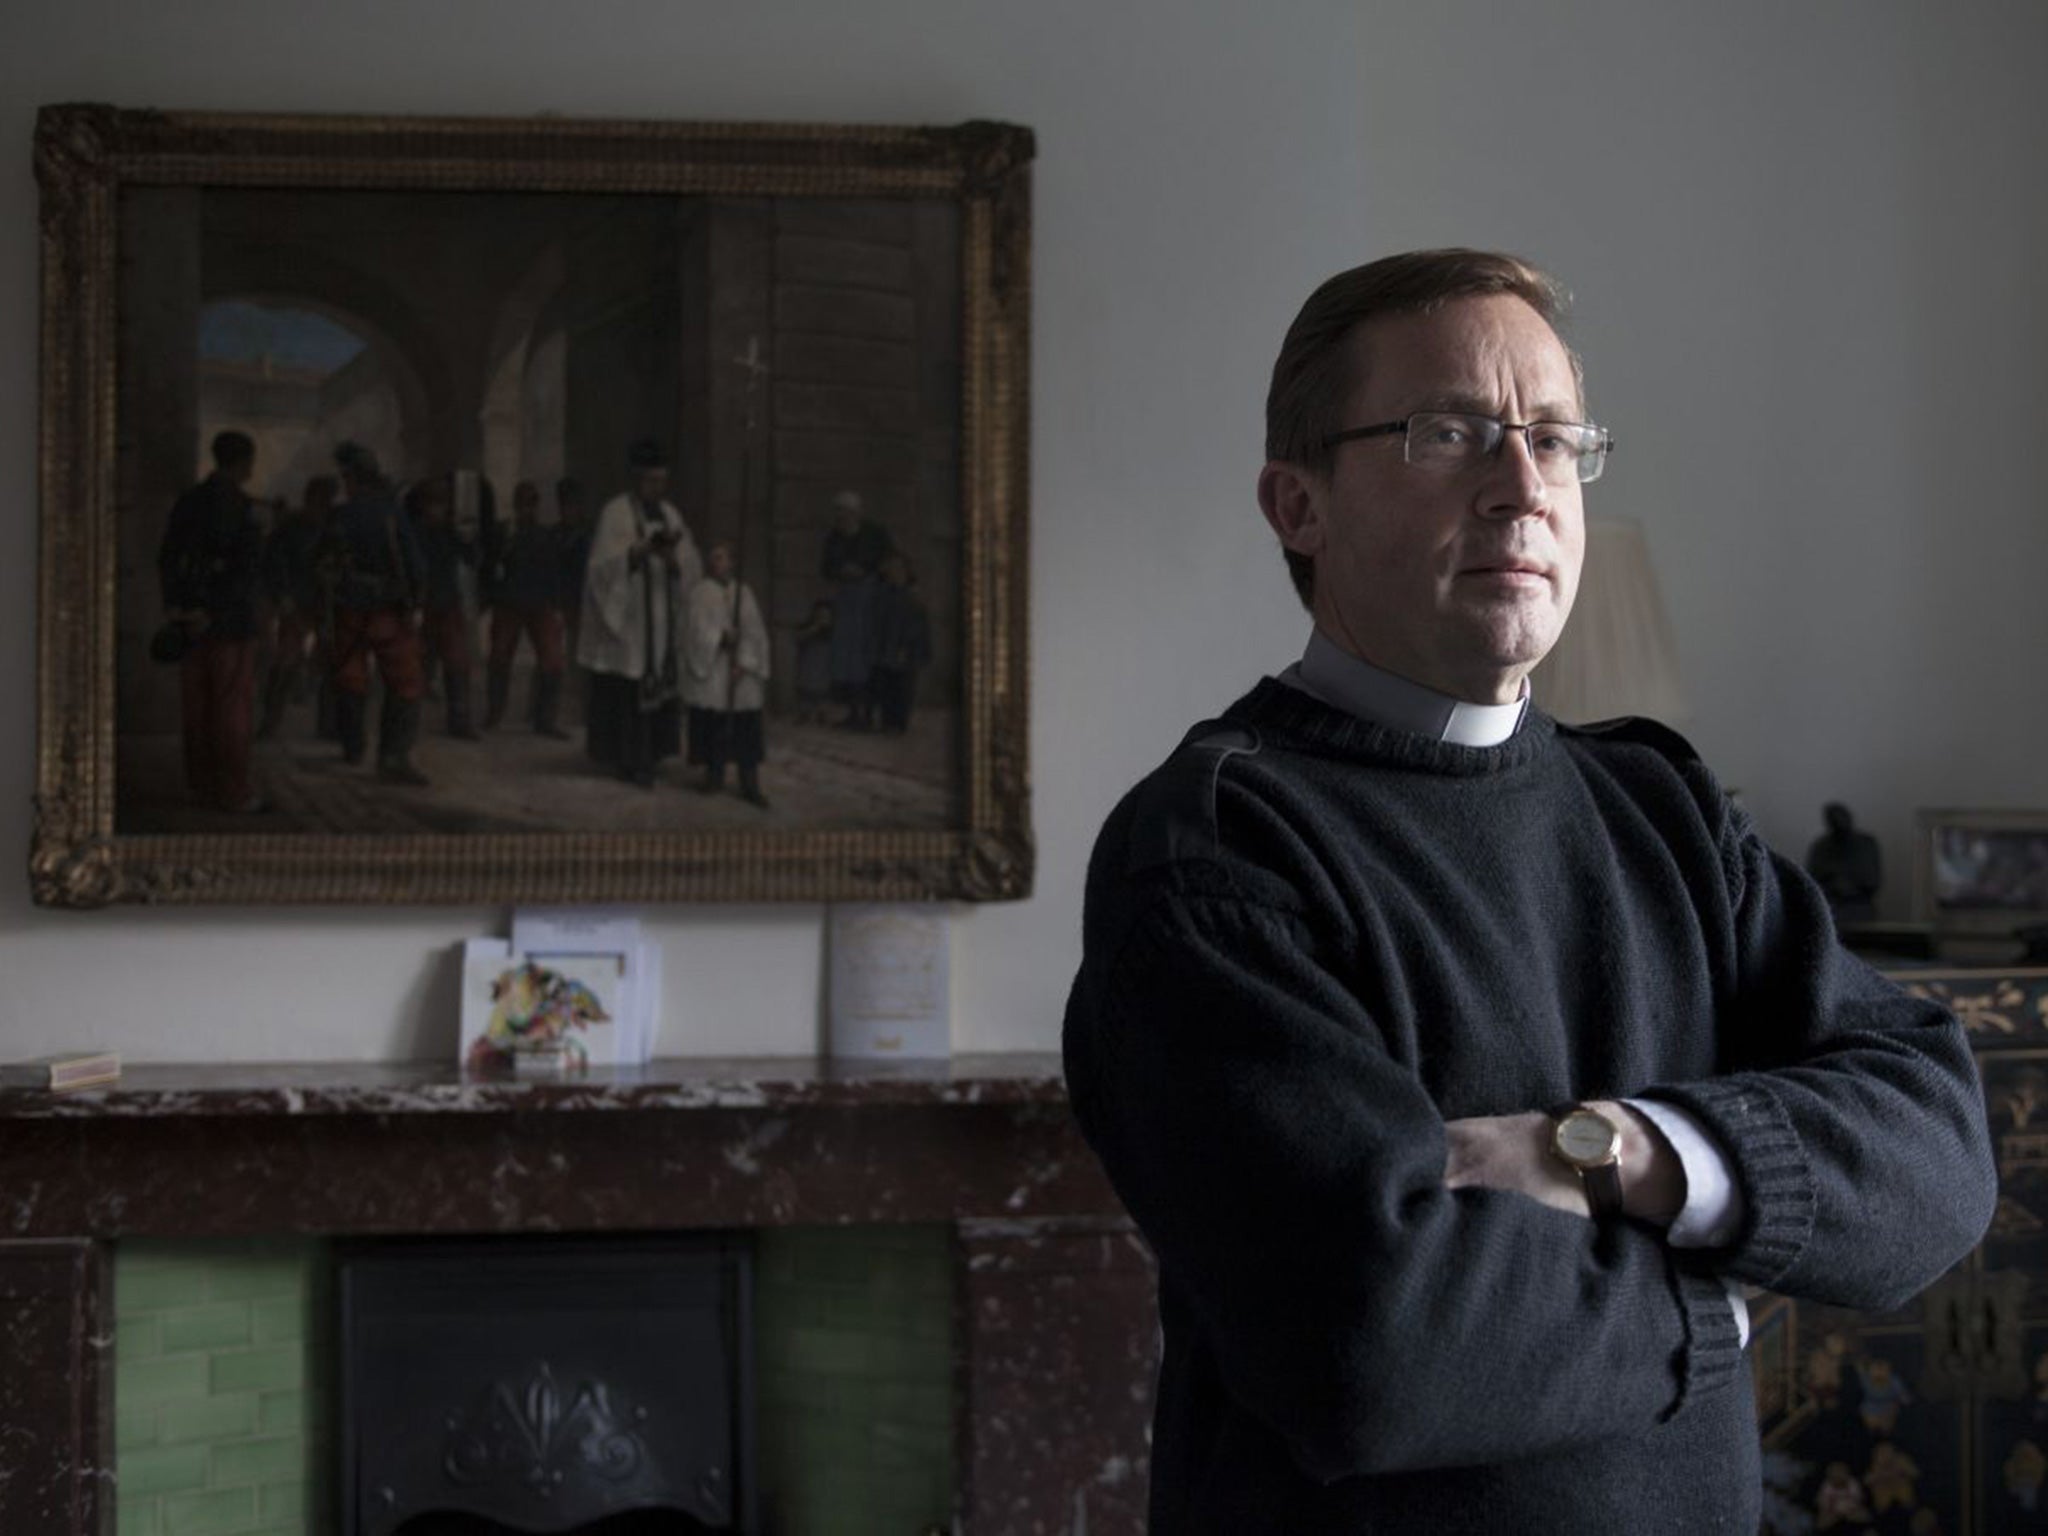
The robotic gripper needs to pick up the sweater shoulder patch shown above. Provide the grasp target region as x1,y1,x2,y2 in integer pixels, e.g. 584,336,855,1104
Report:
1559,714,1702,768
1125,719,1261,874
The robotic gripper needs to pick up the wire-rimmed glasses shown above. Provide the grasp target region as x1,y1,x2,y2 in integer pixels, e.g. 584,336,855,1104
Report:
1323,412,1614,485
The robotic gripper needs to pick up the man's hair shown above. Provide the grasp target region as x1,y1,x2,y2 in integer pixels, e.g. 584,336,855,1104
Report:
211,430,255,471
333,439,383,486
1264,248,1579,607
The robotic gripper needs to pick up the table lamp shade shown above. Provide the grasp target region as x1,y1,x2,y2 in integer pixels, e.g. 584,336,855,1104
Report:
1532,517,1687,726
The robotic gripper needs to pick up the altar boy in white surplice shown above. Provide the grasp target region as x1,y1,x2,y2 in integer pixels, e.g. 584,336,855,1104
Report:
682,539,771,808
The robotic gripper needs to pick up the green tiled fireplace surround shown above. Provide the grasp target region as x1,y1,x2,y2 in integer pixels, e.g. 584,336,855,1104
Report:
114,1229,954,1536
114,1241,329,1536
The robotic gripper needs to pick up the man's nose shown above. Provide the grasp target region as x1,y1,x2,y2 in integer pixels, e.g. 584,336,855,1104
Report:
1474,427,1551,519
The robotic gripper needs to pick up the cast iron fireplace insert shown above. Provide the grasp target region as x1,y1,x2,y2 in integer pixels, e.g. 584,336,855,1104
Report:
338,1234,756,1536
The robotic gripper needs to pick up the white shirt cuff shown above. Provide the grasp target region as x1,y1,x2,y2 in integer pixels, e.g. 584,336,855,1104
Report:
1623,1096,1746,1249
1624,1096,1749,1348
1723,1277,1751,1348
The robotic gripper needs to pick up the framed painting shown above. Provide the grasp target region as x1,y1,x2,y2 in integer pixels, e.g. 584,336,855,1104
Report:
32,105,1033,906
1914,809,2048,938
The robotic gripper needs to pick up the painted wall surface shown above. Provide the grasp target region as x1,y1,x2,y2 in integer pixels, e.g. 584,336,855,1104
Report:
2,2,2043,1062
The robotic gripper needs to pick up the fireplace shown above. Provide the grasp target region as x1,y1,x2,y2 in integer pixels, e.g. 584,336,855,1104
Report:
0,1056,1159,1536
339,1236,754,1536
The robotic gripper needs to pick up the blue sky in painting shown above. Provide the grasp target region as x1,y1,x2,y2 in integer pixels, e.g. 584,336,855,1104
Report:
198,300,366,372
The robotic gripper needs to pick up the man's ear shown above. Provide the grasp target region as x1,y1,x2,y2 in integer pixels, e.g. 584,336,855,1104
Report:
1257,460,1325,557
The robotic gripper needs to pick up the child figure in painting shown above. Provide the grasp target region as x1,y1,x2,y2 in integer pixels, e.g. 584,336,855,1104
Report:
793,599,834,725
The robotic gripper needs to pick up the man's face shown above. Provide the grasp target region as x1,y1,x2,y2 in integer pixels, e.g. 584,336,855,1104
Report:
634,467,669,504
1267,294,1586,704
708,544,735,579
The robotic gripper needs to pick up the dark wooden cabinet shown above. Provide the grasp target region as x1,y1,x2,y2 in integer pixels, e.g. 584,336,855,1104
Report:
1755,967,2048,1535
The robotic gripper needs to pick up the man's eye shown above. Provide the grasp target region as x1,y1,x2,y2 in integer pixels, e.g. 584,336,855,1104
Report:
1420,420,1473,447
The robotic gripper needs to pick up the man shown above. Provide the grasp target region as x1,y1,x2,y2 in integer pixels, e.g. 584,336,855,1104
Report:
576,439,701,788
157,429,266,812
1061,250,1996,1532
870,552,930,735
681,539,771,807
257,473,337,741
483,479,571,739
556,476,596,670
323,441,430,786
821,488,892,730
410,473,482,741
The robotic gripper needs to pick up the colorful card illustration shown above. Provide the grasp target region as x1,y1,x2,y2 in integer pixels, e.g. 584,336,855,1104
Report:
460,939,629,1075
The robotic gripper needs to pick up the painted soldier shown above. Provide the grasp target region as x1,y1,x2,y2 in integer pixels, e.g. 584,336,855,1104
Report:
323,441,430,786
410,473,482,741
256,472,336,740
484,479,571,738
157,429,266,812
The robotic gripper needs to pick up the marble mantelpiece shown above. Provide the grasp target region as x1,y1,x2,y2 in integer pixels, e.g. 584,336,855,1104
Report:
0,1056,1157,1536
0,1055,1076,1120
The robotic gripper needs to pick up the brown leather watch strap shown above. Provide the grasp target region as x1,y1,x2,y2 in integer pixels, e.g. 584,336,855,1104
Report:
1580,1158,1624,1218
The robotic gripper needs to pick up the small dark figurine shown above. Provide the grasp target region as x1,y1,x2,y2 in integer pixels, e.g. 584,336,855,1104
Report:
1806,802,1883,921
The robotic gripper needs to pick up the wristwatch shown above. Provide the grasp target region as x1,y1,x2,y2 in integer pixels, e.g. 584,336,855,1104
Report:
1550,1103,1626,1217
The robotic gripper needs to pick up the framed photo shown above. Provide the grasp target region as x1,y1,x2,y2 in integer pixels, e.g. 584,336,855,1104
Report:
1914,809,2048,935
32,106,1033,906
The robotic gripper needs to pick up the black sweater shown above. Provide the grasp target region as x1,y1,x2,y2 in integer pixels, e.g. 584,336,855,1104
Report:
1062,679,1996,1533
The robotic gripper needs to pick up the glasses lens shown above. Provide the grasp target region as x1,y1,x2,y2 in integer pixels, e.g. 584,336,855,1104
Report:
1556,425,1610,485
1526,423,1607,486
1404,413,1498,467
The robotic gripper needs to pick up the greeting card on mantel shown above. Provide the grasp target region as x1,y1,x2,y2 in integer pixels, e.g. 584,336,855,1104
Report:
828,905,950,1060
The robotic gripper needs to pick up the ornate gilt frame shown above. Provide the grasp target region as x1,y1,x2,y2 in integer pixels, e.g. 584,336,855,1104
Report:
32,105,1033,907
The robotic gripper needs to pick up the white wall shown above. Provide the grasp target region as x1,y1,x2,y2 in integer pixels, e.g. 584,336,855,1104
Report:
3,1,2043,1063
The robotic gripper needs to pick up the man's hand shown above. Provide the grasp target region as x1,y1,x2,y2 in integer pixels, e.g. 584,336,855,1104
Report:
1444,1112,1589,1217
1443,1102,1686,1225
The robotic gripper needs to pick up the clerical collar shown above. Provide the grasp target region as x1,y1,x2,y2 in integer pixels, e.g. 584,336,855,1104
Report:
1281,630,1529,747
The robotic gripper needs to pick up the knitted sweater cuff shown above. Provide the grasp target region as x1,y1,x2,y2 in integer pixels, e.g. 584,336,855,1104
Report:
1666,1259,1746,1422
1646,1075,1816,1288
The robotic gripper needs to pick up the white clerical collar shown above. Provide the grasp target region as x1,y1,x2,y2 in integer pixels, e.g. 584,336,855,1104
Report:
1281,630,1529,747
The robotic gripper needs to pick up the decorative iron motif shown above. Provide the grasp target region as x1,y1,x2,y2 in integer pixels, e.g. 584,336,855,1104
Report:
441,1361,647,1499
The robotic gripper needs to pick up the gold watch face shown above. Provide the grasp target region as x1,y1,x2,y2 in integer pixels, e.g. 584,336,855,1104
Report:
1555,1110,1620,1168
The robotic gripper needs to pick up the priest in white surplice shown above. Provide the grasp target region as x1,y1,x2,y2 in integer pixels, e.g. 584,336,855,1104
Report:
575,439,702,787
682,539,771,808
